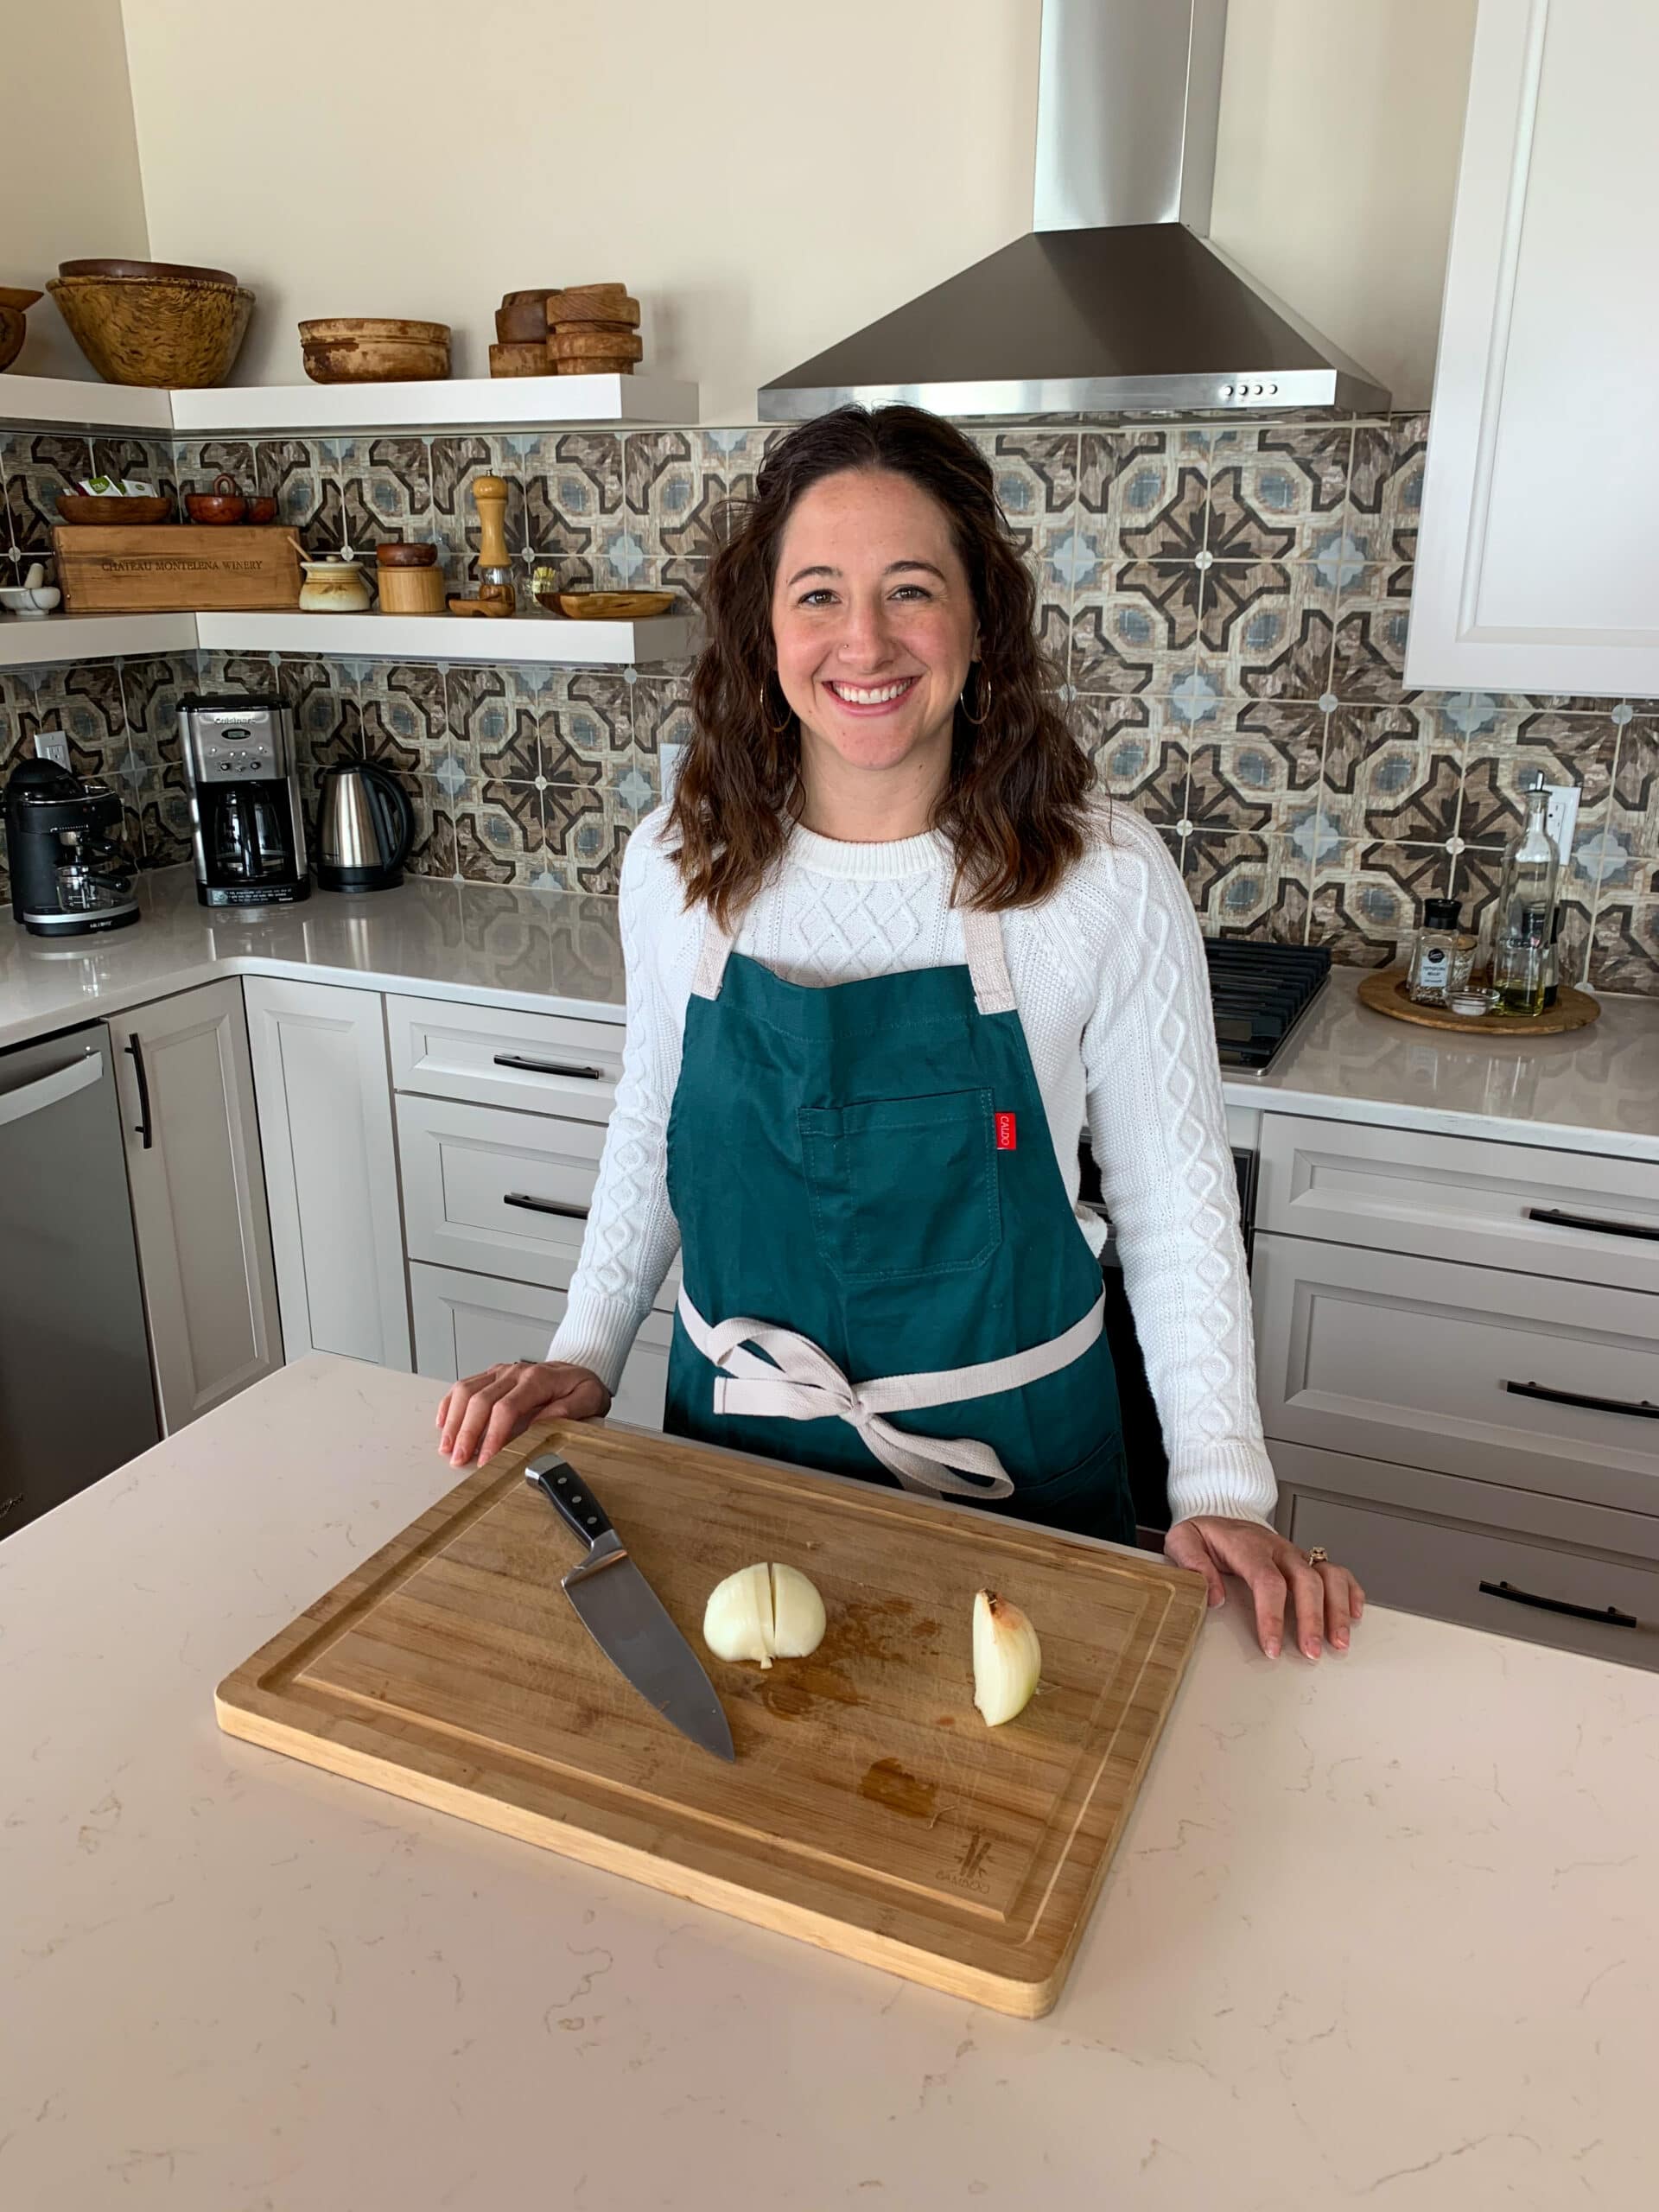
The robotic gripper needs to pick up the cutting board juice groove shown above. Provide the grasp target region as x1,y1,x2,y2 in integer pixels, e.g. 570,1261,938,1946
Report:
217,1421,1206,2017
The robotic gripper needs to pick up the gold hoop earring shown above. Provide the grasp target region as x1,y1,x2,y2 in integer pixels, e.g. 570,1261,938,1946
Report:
760,678,794,737
959,666,993,726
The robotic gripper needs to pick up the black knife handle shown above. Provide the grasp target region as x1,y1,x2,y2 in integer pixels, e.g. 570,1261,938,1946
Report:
525,1453,614,1548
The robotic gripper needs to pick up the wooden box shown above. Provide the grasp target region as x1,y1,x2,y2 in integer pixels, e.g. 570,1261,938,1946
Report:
52,525,302,614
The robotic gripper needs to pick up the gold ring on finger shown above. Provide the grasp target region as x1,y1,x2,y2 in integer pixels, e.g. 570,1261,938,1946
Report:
1306,1546,1330,1567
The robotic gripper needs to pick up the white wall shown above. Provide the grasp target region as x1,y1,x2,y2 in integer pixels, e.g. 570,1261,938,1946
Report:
118,0,1044,422
1211,0,1479,408
99,0,1476,416
7,0,149,377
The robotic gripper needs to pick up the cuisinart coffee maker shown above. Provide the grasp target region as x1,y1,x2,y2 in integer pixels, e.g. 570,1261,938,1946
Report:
3,759,141,936
179,695,310,908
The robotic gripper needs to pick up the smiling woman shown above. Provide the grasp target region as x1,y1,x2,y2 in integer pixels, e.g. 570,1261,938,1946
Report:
435,404,1365,1665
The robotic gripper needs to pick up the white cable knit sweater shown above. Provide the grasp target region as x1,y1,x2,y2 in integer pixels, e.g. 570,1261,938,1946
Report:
549,802,1278,1528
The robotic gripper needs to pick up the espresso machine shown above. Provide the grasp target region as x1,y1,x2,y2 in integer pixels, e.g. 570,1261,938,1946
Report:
3,760,141,936
178,695,310,908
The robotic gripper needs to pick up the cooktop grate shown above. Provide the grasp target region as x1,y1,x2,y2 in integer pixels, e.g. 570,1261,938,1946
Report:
1205,938,1332,1071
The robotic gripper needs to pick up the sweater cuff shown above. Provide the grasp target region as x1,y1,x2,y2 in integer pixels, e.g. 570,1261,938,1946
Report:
1166,1441,1279,1529
548,1290,650,1399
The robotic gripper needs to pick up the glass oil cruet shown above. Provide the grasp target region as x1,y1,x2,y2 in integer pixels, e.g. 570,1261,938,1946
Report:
1491,771,1560,1016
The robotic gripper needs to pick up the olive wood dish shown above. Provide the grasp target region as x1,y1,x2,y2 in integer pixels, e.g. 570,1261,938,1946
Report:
376,540,439,567
1357,968,1601,1037
56,493,175,525
536,588,675,620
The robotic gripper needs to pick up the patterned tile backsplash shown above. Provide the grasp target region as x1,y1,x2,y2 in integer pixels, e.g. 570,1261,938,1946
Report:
3,410,1656,994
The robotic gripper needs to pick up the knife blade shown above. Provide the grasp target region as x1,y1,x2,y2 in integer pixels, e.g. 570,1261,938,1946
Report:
524,1451,735,1763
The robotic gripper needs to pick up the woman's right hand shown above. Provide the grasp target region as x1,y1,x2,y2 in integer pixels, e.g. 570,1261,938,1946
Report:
435,1361,613,1470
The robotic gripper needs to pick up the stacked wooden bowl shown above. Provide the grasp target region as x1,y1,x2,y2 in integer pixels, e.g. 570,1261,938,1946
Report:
487,283,642,377
548,284,641,375
47,258,254,388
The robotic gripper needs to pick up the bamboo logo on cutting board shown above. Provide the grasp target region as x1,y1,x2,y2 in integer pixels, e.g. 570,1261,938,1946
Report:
948,1830,995,1891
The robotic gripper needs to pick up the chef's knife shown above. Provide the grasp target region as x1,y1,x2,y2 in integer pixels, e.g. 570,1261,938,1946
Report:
524,1452,735,1763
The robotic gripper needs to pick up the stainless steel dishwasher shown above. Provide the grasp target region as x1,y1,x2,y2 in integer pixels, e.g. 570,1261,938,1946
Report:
0,1022,160,1536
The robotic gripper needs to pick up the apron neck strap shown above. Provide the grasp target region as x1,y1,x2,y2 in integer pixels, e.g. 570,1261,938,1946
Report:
690,902,1015,1014
958,905,1017,1016
690,906,734,1000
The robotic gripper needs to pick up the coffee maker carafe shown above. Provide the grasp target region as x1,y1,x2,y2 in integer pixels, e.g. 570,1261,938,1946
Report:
3,760,141,937
179,696,309,908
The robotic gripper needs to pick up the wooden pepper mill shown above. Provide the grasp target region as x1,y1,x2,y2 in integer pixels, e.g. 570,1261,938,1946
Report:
447,474,516,618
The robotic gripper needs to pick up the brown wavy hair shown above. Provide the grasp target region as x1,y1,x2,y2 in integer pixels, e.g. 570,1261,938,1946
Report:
669,404,1096,925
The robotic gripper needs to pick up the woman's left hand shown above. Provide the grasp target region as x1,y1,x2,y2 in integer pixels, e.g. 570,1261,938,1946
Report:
1165,1516,1364,1661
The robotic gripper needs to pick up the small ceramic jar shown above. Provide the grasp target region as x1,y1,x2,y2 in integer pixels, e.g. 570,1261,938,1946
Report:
298,556,372,613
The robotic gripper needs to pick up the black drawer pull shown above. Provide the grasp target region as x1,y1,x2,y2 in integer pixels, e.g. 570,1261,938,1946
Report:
1478,1579,1638,1630
493,1053,604,1081
125,1034,153,1150
1527,1204,1659,1243
1503,1377,1659,1421
503,1192,589,1222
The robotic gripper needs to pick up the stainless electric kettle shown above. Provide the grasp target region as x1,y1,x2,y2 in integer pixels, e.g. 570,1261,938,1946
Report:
315,761,415,893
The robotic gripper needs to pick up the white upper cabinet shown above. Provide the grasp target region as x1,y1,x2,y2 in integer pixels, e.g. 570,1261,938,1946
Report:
1408,0,1659,696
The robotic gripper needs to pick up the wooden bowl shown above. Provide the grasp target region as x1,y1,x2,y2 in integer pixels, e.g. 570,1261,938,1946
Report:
185,471,247,524
299,318,450,384
496,298,552,344
376,540,438,567
535,588,675,620
0,285,41,372
549,290,640,328
47,274,254,388
552,326,644,365
55,492,175,525
489,340,549,378
246,496,277,524
60,257,238,287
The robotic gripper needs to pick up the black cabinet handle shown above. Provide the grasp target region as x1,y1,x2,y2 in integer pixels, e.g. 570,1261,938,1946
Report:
493,1053,604,1081
1503,1377,1659,1421
1527,1205,1659,1243
503,1192,589,1221
125,1035,153,1150
1478,1579,1638,1630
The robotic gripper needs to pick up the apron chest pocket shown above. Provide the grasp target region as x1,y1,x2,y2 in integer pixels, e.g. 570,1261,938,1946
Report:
798,1089,1002,1283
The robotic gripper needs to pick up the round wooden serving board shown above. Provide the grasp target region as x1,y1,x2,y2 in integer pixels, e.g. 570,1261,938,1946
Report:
1358,966,1601,1036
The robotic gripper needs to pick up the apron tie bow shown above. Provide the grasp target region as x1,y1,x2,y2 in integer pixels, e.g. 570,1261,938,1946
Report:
677,1286,1107,1504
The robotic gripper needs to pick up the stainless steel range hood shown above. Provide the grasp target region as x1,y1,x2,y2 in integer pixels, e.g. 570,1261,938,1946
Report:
759,0,1389,421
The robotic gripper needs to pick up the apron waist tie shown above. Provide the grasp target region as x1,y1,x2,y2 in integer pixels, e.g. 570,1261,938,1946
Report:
674,1286,1106,1503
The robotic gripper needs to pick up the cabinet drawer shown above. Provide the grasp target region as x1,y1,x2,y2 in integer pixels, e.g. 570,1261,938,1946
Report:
387,992,623,1121
1256,1113,1659,1294
1284,1486,1659,1672
1254,1231,1659,1515
409,1262,669,1432
397,1092,678,1310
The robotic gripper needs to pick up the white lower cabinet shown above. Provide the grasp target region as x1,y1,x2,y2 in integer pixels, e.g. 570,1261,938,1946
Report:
108,980,282,1432
244,976,411,1371
409,1262,670,1432
1273,1439,1659,1672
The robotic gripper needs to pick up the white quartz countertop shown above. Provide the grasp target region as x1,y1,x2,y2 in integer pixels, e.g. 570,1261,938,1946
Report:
5,868,1659,1160
2,1354,1653,2209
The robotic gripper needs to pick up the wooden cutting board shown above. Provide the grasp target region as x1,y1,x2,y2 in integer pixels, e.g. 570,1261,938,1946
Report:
216,1421,1207,2017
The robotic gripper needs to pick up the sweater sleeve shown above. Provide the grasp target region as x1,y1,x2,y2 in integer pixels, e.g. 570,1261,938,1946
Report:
546,819,683,1393
1075,816,1278,1528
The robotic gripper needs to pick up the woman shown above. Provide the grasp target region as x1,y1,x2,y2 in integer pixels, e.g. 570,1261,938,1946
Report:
438,404,1363,1662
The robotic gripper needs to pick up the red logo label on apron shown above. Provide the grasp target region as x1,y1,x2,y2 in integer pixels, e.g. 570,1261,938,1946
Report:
995,1111,1017,1151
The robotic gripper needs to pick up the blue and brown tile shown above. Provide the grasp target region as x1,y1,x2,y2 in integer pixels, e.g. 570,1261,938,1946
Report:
1455,708,1619,866
1331,560,1416,702
255,438,340,547
1182,829,1311,944
339,436,433,550
352,660,445,775
1069,560,1202,696
1070,693,1187,823
1198,560,1337,702
541,782,624,893
1309,839,1449,967
1344,413,1427,566
1078,429,1208,563
1184,702,1325,837
1205,423,1351,563
1320,705,1463,845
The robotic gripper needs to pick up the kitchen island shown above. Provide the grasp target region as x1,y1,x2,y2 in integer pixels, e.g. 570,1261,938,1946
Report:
1,1356,1652,2209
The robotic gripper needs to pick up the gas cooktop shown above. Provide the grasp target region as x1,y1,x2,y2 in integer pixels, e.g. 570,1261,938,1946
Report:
1205,939,1332,1072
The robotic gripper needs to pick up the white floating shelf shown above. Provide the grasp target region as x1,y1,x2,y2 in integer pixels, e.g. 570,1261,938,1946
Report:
0,612,196,666
194,611,696,664
0,373,174,433
172,372,699,434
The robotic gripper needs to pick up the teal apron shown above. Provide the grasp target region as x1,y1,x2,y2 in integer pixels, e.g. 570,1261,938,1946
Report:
663,902,1135,1544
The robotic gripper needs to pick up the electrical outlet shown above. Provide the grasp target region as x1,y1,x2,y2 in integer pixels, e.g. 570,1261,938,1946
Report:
1543,782,1580,871
31,729,71,772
